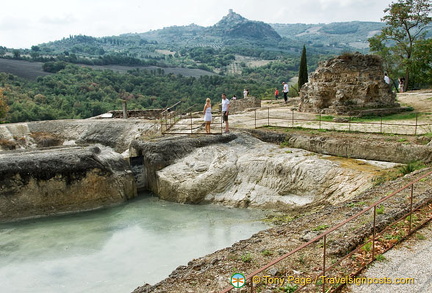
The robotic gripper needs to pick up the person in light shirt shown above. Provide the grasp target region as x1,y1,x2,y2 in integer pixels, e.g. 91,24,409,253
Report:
282,82,289,103
221,93,230,133
384,72,391,85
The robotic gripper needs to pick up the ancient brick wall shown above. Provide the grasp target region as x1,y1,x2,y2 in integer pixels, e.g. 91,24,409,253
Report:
299,53,398,115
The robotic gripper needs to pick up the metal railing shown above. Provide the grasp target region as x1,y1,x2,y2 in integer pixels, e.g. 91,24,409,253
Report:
248,107,431,135
160,102,224,135
161,105,432,136
220,169,432,293
160,101,182,133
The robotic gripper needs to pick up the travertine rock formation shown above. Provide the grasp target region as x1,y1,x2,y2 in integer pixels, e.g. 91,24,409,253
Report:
299,53,398,115
131,133,400,208
0,119,160,152
0,145,136,222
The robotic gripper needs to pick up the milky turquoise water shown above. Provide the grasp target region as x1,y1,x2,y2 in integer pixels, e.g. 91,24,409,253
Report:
0,194,268,293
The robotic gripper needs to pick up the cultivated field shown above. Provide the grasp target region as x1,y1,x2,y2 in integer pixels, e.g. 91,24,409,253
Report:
0,58,51,80
0,58,215,80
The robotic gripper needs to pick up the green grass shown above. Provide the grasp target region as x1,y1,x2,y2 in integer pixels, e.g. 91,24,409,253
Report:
384,233,402,241
399,161,426,175
264,214,296,224
241,253,253,263
285,126,307,131
350,111,417,122
347,201,366,207
315,110,418,123
405,214,419,222
280,141,290,148
312,224,329,231
261,249,273,256
376,205,385,215
316,115,335,121
416,233,426,240
278,283,299,293
361,241,373,252
375,254,386,261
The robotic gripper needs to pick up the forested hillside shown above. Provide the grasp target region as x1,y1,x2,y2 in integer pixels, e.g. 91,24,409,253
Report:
0,61,288,122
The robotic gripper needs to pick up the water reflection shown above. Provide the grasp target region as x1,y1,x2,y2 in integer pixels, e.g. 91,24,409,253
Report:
0,194,268,293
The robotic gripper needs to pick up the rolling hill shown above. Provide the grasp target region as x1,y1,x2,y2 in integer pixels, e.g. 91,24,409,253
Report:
0,10,388,81
15,10,386,62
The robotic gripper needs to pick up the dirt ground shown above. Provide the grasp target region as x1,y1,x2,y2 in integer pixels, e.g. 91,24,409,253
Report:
170,89,432,138
397,89,432,112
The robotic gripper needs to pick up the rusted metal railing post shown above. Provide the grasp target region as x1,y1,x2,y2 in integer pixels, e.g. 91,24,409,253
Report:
267,107,270,126
323,234,327,293
409,184,414,234
348,117,351,132
122,100,128,119
221,111,223,134
169,112,172,128
372,206,377,262
291,109,294,127
160,113,163,135
380,116,383,133
255,109,257,129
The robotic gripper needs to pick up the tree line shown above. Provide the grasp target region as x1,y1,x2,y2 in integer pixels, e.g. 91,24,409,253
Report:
0,62,294,122
369,0,432,90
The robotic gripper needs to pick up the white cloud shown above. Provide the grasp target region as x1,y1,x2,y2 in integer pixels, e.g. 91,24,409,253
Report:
0,0,394,49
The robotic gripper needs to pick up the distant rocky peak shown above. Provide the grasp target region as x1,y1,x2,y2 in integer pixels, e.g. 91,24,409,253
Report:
215,9,248,27
212,9,281,41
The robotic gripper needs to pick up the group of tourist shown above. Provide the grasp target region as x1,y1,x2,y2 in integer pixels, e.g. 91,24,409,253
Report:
203,93,230,134
384,72,405,93
273,82,289,103
203,72,407,134
204,82,291,134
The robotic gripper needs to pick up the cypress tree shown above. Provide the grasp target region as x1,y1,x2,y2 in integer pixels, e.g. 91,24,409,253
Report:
298,45,308,90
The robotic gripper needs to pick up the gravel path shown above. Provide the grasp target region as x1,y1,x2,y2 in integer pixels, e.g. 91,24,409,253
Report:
347,220,432,293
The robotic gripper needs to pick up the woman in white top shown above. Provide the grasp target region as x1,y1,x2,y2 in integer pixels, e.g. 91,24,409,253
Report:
203,98,212,134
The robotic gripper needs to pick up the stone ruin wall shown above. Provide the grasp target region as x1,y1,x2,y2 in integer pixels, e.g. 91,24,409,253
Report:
108,109,163,119
299,53,399,115
229,96,261,113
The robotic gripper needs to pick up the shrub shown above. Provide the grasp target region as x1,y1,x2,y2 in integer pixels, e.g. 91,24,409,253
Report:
30,132,63,147
399,161,426,175
0,139,17,150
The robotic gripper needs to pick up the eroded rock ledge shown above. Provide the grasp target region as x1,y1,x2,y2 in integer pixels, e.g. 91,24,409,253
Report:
130,132,402,208
0,145,136,222
243,129,432,164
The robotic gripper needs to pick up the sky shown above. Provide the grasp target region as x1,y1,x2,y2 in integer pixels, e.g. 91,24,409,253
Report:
0,0,395,49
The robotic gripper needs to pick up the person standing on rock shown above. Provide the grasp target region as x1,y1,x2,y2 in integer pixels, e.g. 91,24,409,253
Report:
274,88,279,100
282,82,289,103
243,89,249,98
221,93,230,133
203,98,212,134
